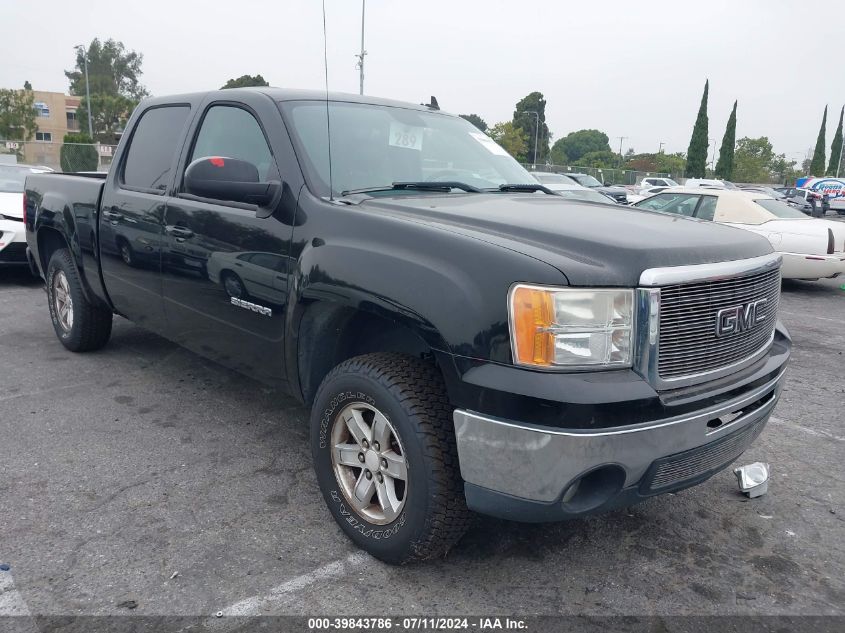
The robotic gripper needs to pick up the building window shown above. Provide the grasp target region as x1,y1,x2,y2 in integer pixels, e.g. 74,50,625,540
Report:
34,102,50,117
35,132,52,142
66,111,79,130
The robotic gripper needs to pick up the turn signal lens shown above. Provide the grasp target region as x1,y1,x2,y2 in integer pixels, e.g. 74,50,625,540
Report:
509,285,634,369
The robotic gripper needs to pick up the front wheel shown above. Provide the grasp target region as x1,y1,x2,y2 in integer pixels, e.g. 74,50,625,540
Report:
310,353,471,564
46,248,113,352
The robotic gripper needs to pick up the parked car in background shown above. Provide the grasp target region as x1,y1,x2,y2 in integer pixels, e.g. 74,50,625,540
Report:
529,172,616,203
785,188,831,216
795,176,845,214
684,178,739,190
564,172,628,204
740,185,786,199
626,185,673,204
638,177,679,188
633,188,845,280
0,164,53,267
775,186,798,198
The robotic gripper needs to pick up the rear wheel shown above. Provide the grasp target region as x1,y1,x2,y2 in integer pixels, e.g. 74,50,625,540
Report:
46,248,113,352
310,353,471,564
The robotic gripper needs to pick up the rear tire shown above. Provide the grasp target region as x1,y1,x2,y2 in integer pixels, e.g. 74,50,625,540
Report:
310,353,471,564
46,248,113,352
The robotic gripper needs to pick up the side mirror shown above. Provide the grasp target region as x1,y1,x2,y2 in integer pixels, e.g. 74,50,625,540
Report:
184,156,279,206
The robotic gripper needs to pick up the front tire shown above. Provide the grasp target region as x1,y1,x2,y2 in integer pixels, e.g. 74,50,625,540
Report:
46,248,113,352
311,353,471,564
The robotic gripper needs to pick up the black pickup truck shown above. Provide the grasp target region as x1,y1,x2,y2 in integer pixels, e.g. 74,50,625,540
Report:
24,88,790,564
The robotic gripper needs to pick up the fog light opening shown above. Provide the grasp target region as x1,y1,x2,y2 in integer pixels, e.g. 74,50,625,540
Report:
561,465,626,513
734,462,770,498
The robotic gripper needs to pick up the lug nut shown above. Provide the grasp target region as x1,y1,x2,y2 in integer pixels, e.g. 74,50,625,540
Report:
361,439,369,449
376,472,383,483
358,452,365,463
381,457,388,469
365,470,372,480
373,441,380,451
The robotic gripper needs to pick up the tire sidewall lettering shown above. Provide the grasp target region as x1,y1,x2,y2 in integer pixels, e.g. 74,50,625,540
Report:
329,490,406,540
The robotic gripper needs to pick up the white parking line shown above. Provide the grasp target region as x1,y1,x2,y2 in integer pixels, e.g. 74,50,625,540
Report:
218,551,371,616
0,571,40,633
770,415,845,442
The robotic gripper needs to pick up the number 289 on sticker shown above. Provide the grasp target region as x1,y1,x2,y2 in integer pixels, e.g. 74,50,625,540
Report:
389,122,424,151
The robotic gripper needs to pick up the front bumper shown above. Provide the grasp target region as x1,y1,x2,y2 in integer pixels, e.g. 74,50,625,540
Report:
449,327,790,522
0,218,28,264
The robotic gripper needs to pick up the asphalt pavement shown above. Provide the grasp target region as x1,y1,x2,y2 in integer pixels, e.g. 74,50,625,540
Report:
0,252,843,619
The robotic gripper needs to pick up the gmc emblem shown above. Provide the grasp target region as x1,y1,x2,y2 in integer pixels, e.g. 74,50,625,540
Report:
715,299,767,337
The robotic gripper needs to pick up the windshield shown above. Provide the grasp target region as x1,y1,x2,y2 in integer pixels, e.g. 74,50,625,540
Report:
555,189,614,204
569,174,603,188
281,101,535,197
0,166,32,193
754,198,810,219
533,172,576,185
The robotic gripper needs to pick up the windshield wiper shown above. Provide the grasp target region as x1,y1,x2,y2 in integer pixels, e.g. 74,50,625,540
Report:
340,181,481,196
494,183,558,195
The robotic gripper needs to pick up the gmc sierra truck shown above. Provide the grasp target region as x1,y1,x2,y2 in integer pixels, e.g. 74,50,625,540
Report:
24,88,790,564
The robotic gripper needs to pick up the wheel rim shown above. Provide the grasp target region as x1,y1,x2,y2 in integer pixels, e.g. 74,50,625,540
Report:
330,402,408,525
52,270,74,332
224,275,243,298
121,244,132,264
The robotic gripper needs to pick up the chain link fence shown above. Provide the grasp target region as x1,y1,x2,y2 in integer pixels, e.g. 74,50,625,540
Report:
0,141,117,172
523,163,679,186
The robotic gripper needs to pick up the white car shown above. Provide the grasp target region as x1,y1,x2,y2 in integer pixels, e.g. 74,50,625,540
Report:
529,172,617,203
683,178,739,190
626,185,675,204
0,164,52,267
638,177,679,188
633,187,845,280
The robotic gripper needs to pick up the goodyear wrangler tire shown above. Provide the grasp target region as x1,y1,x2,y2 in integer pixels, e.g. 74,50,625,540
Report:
311,353,471,564
46,248,113,352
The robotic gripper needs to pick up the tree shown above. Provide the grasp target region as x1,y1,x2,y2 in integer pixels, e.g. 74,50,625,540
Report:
488,121,527,161
23,81,32,90
770,154,800,185
513,92,549,164
221,74,270,89
685,80,709,178
578,150,619,168
732,136,775,183
459,113,487,132
65,39,148,143
624,151,686,176
60,133,98,172
809,105,827,176
714,100,737,180
0,85,36,141
552,130,610,164
827,106,843,176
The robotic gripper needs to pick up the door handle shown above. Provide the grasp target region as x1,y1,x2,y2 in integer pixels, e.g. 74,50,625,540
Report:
102,210,122,222
166,225,195,240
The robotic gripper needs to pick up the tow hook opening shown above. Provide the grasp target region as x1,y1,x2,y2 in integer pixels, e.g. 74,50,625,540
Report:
561,465,626,513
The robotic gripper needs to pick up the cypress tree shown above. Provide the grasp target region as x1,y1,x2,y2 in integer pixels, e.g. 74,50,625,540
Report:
685,80,709,178
826,106,843,176
714,100,737,180
809,105,827,176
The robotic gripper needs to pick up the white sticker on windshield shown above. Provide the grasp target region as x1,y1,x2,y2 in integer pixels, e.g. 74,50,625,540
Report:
389,122,424,151
469,131,509,156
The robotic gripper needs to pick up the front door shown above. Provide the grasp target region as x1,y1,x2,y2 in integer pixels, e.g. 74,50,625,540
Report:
161,102,293,383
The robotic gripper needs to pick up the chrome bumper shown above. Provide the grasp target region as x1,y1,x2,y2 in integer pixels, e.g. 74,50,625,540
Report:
453,368,785,504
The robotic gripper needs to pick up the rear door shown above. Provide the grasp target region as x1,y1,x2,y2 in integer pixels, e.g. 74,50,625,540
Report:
161,95,298,383
99,104,192,332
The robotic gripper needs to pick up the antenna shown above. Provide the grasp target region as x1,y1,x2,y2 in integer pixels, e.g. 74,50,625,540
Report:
322,0,334,200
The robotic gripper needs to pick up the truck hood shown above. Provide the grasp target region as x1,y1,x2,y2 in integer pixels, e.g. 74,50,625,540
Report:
0,192,23,218
361,193,774,286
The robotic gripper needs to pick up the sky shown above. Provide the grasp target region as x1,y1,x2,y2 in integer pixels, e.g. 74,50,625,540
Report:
3,0,842,163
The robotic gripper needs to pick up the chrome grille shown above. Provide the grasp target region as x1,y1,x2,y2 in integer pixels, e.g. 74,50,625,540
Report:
658,267,780,380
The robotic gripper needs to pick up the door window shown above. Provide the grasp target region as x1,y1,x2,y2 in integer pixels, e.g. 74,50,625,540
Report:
189,106,279,184
122,106,191,192
637,193,701,216
696,195,718,220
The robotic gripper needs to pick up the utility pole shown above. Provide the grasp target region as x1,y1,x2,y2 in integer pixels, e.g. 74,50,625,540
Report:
658,141,665,153
525,111,540,166
74,44,94,140
617,136,627,168
355,0,367,95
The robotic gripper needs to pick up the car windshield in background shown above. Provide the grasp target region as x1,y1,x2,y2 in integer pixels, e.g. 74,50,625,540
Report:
569,174,603,188
534,173,577,185
282,101,536,197
0,166,31,193
755,198,810,219
555,189,614,204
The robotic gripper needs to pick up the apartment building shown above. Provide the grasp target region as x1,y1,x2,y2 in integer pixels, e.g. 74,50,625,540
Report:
23,90,81,168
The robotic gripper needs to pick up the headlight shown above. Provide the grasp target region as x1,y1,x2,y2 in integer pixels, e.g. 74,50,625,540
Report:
508,285,634,369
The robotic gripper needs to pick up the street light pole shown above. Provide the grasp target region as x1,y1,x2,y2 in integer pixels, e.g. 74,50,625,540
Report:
74,45,94,139
658,141,665,153
355,0,367,95
617,136,627,168
526,111,540,166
